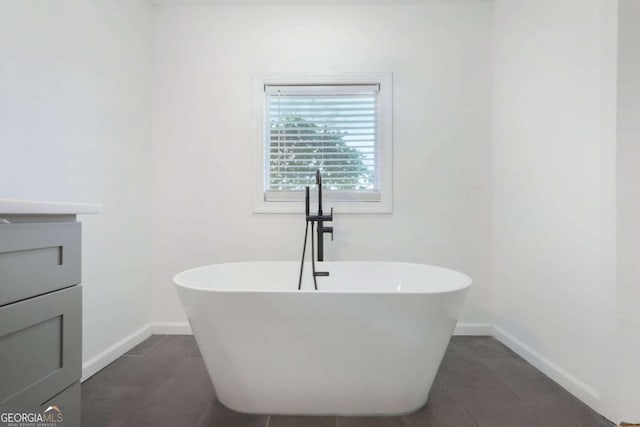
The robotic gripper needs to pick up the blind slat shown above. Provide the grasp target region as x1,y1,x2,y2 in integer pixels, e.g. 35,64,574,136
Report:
270,139,375,146
269,157,375,162
269,185,377,190
269,162,375,166
269,99,375,105
269,147,375,151
270,173,373,178
270,108,375,113
270,119,376,124
270,131,374,135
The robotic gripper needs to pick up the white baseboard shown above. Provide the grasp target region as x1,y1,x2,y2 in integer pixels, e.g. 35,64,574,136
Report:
454,322,492,336
492,325,600,410
81,324,152,382
151,321,192,335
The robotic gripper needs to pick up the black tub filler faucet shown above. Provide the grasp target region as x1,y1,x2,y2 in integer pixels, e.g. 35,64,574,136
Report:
298,170,334,290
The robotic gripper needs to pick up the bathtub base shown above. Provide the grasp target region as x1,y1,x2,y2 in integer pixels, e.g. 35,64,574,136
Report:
215,392,430,416
185,291,458,416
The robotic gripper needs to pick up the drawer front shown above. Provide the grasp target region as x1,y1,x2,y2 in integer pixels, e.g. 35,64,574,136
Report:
0,285,81,406
0,222,81,307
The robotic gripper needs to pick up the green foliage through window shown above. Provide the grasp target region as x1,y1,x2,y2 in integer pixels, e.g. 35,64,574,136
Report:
269,116,375,192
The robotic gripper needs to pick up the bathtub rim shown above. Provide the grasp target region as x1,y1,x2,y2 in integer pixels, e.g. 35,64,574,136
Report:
173,261,472,295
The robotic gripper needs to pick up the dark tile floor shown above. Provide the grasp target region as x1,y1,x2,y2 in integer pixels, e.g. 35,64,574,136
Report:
81,335,613,427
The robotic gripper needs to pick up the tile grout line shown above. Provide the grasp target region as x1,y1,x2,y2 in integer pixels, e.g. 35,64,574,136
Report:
439,369,481,427
138,334,168,357
193,398,214,427
122,334,168,358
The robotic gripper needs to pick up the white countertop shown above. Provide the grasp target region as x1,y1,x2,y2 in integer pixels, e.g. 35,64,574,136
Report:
0,199,101,215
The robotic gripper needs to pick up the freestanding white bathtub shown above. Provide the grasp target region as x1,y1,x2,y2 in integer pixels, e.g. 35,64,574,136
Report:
174,261,471,416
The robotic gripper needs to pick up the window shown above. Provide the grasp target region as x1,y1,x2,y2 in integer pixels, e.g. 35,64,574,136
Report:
253,73,392,213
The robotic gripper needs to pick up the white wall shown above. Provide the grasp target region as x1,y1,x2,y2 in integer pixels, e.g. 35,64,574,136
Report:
492,0,618,419
617,0,640,421
151,2,492,327
0,1,153,373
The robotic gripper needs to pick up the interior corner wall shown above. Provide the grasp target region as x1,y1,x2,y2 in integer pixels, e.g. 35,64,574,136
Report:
150,2,493,328
491,0,617,417
616,0,640,421
0,1,153,369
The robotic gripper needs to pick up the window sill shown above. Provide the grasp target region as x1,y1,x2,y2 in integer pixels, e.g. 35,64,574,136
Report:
253,198,392,214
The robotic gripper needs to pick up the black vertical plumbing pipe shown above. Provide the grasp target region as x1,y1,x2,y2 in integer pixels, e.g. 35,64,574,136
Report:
305,186,310,217
316,170,324,261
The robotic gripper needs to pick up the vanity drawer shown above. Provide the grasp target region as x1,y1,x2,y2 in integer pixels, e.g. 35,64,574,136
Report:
0,285,81,406
0,222,80,307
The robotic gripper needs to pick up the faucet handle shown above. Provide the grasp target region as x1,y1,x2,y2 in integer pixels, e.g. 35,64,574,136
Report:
323,225,334,241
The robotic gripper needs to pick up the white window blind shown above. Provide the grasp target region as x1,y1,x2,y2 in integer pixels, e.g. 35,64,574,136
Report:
264,84,380,200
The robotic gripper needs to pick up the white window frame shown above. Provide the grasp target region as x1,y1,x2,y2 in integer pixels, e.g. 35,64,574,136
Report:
252,72,393,214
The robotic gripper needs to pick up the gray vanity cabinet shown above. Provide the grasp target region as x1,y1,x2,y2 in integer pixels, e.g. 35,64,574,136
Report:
0,217,82,424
